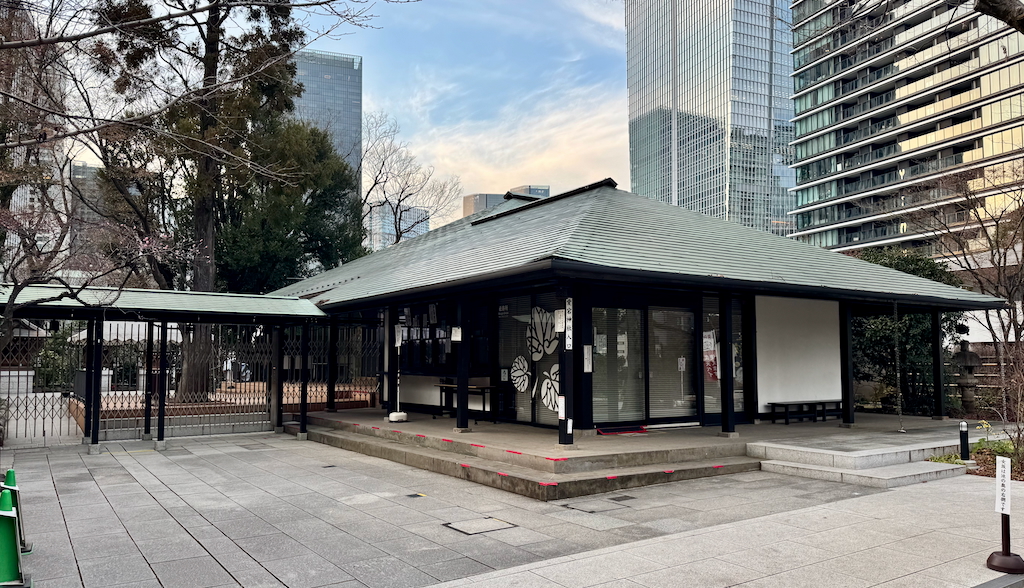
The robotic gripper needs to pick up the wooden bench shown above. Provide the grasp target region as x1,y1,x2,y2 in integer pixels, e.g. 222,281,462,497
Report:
768,400,843,425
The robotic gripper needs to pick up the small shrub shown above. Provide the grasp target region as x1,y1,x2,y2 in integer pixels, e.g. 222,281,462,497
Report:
929,453,965,465
975,438,1016,457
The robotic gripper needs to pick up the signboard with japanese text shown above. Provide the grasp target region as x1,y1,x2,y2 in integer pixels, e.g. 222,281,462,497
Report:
997,455,1012,515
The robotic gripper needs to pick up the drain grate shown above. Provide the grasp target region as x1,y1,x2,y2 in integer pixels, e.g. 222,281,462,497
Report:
445,517,516,535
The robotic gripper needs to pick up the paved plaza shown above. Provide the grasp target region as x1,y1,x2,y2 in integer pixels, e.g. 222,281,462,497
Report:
7,431,1020,588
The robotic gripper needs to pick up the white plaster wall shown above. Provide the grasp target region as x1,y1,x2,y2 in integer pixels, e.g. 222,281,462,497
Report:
396,374,490,411
755,296,842,412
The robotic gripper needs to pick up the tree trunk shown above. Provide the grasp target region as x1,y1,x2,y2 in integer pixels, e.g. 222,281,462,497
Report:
179,1,222,403
178,324,214,403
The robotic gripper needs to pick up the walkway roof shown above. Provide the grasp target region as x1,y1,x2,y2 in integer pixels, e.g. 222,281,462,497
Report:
0,284,326,323
274,179,1005,312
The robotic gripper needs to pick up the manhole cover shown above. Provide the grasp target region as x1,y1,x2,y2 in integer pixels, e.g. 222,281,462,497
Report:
609,495,636,502
445,517,515,535
564,500,628,513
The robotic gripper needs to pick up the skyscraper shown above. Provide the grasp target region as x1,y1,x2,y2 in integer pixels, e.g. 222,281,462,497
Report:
364,206,430,251
293,50,363,169
789,0,1023,253
461,185,550,217
626,0,796,235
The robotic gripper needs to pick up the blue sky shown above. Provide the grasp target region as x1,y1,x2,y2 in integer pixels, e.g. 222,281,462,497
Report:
311,0,629,198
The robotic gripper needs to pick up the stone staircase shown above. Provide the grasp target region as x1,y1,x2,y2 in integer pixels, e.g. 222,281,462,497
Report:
284,414,761,500
750,440,967,488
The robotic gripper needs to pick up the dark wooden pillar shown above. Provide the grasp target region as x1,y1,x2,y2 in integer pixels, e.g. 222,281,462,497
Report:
143,322,154,439
719,294,736,435
90,317,104,446
931,309,945,419
455,301,470,430
742,297,759,423
385,307,399,412
271,325,284,429
300,323,310,434
576,293,594,430
83,318,94,440
840,303,856,425
326,319,339,412
157,320,169,443
559,290,575,445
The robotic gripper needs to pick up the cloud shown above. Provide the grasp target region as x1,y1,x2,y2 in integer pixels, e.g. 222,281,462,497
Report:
558,0,626,51
561,0,626,32
408,82,630,224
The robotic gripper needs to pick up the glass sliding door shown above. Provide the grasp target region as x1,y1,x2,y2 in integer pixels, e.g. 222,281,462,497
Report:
592,307,645,424
701,296,721,420
731,298,745,416
647,307,697,420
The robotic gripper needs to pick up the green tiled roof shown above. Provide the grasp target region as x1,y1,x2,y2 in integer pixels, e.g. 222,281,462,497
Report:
273,181,1004,311
0,284,325,319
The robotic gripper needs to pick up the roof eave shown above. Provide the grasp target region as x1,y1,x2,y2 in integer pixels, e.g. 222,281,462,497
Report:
317,259,557,312
547,259,1006,312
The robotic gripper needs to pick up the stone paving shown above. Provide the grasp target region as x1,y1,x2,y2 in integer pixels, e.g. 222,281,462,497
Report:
439,474,1017,588
13,432,881,588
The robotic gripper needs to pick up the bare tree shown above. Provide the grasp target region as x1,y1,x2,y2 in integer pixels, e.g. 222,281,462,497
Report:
0,1,179,352
361,111,460,248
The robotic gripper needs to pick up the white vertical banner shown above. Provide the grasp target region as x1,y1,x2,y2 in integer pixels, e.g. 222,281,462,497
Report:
565,298,574,350
997,456,1012,515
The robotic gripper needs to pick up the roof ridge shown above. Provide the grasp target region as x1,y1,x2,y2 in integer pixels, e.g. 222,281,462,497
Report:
273,197,532,297
547,186,612,261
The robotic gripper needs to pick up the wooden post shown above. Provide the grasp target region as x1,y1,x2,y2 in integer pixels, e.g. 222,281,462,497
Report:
719,295,736,436
82,319,94,440
456,301,470,430
270,325,284,430
385,308,399,413
157,320,169,443
90,317,104,446
559,291,574,445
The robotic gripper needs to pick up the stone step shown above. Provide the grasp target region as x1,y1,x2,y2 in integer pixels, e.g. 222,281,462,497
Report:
285,424,761,500
760,459,965,488
297,413,748,474
747,440,962,470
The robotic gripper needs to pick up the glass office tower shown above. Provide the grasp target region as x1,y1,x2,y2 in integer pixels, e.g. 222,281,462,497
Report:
626,0,796,235
789,0,1024,253
293,50,363,169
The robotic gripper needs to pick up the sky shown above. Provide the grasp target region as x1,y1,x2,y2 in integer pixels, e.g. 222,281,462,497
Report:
310,0,630,199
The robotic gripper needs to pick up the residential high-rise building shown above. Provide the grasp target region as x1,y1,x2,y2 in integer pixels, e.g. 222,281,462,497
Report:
625,0,796,235
461,185,550,217
364,206,430,251
293,50,363,169
788,1,1022,252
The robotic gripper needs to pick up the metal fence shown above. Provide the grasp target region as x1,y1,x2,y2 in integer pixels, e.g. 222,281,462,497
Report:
0,319,83,447
0,318,383,447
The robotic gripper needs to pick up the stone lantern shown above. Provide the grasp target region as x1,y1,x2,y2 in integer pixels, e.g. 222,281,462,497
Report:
953,339,983,413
